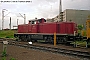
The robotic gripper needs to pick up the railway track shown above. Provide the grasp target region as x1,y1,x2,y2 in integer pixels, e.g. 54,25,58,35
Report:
8,41,90,59
0,39,90,59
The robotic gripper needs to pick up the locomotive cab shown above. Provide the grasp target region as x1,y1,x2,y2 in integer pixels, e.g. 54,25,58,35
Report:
28,18,46,25
38,18,46,23
28,20,37,25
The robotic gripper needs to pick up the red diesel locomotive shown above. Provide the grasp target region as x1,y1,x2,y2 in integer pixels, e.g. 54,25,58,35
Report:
14,18,78,44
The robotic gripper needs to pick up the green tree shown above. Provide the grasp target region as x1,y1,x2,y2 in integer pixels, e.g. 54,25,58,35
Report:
77,24,84,35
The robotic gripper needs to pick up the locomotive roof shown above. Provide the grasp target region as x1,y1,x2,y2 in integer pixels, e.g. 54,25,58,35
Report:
29,18,46,21
29,19,38,21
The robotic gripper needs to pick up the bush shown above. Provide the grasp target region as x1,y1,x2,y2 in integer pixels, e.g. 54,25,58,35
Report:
5,36,10,38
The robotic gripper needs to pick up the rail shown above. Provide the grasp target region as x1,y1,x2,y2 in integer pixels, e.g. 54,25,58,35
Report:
9,41,90,59
0,39,90,59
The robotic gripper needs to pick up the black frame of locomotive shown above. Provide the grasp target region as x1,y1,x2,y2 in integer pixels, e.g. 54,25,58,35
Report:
14,33,84,44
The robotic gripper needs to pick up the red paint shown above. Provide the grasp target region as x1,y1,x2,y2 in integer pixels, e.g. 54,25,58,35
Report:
57,22,76,34
31,24,38,33
18,24,28,33
18,18,77,35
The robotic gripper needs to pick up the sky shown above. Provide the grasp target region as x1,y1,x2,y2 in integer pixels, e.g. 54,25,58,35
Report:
0,0,90,29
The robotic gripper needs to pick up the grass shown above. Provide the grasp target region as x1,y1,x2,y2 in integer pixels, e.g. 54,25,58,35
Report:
10,58,16,60
1,45,16,60
70,40,90,47
0,30,17,38
2,57,6,60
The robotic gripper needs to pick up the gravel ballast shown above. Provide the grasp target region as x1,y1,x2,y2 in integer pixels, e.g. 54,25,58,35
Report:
0,44,81,60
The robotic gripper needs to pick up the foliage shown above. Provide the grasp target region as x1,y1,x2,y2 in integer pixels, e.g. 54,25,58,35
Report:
0,30,17,38
71,40,90,46
2,47,6,60
77,24,84,35
10,58,16,60
77,24,83,30
2,57,6,60
2,47,7,57
81,30,87,36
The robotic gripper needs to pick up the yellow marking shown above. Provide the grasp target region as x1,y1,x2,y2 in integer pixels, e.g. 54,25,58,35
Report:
86,19,90,39
54,32,56,46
